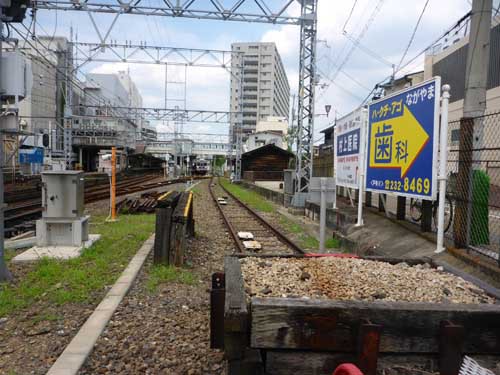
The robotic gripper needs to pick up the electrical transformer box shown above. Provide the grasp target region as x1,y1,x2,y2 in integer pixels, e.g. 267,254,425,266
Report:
0,51,32,100
42,171,85,219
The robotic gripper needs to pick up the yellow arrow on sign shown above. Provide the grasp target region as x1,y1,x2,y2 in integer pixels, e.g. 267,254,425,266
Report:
369,104,429,178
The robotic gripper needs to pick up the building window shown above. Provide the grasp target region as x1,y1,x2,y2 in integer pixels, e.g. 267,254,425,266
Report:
451,129,460,143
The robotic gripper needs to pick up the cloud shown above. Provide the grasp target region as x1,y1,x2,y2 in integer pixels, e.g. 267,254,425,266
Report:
33,0,499,144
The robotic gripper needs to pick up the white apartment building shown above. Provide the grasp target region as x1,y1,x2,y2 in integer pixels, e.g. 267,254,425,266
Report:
256,116,288,135
230,42,290,142
244,130,285,153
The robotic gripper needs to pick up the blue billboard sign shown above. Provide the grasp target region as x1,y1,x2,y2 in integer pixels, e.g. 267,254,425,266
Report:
365,77,440,200
19,147,44,164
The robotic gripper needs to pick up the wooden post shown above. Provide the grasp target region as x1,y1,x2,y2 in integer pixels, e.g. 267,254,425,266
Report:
210,272,225,349
439,321,464,375
171,222,185,266
153,207,173,265
224,257,252,374
421,200,433,232
357,321,381,375
396,196,406,220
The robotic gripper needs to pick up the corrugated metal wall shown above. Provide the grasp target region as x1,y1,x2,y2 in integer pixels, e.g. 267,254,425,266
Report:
432,23,500,103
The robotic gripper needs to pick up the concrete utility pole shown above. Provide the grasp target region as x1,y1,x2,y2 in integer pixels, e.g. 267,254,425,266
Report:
454,0,492,247
0,5,11,282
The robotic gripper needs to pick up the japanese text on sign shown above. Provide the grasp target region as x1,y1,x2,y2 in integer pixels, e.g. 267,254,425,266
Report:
365,78,440,200
334,108,366,189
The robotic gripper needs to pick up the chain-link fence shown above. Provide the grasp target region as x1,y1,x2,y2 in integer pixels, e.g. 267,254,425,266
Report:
445,111,500,262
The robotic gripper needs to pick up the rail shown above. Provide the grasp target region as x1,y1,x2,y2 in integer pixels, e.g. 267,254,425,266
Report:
5,175,209,237
209,177,304,254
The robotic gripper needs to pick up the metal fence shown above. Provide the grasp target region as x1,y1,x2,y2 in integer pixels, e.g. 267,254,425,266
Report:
445,111,500,262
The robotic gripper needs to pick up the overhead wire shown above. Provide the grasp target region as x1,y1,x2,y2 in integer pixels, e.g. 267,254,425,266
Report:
395,0,431,72
329,0,385,84
45,0,59,51
323,0,374,83
342,0,358,32
11,23,139,123
359,10,474,107
316,0,385,103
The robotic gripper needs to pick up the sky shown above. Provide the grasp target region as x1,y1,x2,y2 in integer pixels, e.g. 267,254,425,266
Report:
22,0,500,144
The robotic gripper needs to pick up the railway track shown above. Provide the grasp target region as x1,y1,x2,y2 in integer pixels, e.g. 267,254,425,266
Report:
209,177,303,255
5,174,207,237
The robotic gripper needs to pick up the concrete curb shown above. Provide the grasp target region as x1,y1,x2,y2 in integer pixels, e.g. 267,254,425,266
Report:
47,234,155,375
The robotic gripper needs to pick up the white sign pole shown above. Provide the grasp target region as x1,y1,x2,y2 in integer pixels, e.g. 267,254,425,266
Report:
356,109,368,227
319,177,327,252
333,127,337,210
435,84,451,253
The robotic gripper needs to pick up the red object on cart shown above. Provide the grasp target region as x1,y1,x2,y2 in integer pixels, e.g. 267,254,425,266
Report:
305,253,359,258
332,364,364,375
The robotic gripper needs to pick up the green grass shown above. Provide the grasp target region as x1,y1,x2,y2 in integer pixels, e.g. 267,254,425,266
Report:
190,185,202,196
279,216,340,250
31,312,60,324
146,265,196,293
0,214,155,317
221,178,340,251
325,237,340,249
219,178,274,212
4,249,16,262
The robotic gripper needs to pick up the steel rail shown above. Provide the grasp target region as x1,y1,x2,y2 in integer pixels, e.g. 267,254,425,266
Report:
209,177,304,254
5,175,210,236
208,177,245,253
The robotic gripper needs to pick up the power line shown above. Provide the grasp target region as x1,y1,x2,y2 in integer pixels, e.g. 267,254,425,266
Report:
328,0,385,89
396,0,431,72
360,11,473,106
342,31,394,68
11,23,139,123
342,0,358,32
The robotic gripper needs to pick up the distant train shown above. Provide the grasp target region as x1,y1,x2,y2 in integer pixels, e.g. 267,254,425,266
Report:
191,158,210,176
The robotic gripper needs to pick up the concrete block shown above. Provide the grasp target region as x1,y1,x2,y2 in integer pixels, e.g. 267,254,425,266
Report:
95,295,122,312
48,353,86,373
107,281,131,297
12,234,100,263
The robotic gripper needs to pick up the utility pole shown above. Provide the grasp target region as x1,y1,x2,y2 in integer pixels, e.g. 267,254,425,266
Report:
454,0,492,247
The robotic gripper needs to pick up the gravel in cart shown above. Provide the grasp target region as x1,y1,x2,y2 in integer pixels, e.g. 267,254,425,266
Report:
241,257,495,304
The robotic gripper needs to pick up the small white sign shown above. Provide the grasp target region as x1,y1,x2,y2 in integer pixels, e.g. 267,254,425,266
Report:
334,107,366,189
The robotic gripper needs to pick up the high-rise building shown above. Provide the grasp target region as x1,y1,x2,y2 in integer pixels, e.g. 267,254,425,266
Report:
230,42,290,142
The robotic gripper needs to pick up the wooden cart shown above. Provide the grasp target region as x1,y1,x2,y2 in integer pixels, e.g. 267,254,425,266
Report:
210,255,500,375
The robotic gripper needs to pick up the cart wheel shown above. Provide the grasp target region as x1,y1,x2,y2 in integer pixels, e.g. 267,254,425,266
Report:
333,364,364,375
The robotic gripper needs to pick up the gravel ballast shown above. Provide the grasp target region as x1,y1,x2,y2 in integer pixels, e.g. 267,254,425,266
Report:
241,257,495,304
80,180,235,374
